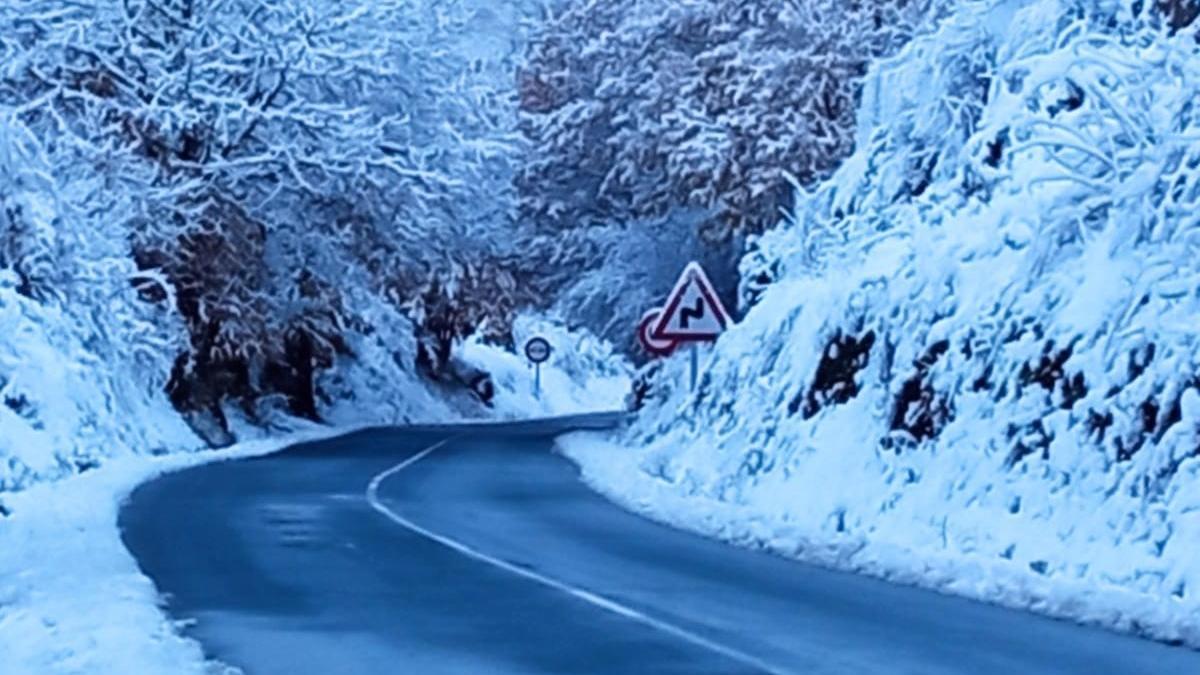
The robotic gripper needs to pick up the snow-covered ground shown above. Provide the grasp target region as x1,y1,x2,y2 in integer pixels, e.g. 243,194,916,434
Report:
562,0,1200,648
0,111,200,493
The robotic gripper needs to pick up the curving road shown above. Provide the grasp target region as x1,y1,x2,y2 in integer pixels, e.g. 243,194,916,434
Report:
120,415,1200,674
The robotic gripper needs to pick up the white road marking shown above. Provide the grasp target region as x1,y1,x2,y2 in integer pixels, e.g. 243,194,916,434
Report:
366,438,790,675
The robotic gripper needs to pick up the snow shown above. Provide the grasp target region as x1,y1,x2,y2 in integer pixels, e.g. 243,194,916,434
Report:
0,276,196,487
457,313,632,418
561,0,1200,649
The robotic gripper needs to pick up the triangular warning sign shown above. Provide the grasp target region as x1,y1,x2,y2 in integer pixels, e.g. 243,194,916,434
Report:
652,262,731,342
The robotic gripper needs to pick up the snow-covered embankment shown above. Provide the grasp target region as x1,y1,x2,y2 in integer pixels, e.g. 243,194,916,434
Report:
562,0,1200,646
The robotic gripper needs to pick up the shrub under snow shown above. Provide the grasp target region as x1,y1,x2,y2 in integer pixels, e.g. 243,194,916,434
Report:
571,0,1200,645
0,0,545,439
0,113,198,492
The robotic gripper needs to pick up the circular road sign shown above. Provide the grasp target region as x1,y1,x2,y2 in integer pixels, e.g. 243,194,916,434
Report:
638,309,677,357
524,336,552,364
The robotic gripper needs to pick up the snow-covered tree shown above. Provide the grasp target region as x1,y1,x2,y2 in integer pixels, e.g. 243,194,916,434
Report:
0,0,534,429
517,0,939,243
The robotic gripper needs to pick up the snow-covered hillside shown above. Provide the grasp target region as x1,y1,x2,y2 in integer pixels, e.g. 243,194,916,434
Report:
565,0,1200,645
0,114,199,493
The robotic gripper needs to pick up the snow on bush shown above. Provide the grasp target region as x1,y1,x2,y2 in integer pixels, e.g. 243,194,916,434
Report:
0,113,198,493
571,0,1200,645
456,313,632,417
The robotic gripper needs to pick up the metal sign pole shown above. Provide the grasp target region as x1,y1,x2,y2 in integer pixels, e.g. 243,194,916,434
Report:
535,363,542,399
690,344,699,392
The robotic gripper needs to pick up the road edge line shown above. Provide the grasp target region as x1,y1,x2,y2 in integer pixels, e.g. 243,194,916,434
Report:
365,438,790,675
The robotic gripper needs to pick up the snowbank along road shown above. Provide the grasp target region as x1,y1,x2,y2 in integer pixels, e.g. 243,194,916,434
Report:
120,414,1200,674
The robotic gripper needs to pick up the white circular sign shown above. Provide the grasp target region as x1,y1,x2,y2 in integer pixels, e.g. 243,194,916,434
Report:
524,336,552,364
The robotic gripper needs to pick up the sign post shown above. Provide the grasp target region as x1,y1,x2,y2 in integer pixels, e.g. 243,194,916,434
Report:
690,342,699,391
648,262,731,392
524,336,552,399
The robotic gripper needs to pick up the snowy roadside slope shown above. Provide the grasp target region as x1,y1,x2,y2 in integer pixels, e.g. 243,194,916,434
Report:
563,0,1200,646
0,114,200,493
0,272,203,491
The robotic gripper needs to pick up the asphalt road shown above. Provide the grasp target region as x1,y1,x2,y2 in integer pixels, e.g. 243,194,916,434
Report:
120,414,1200,674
